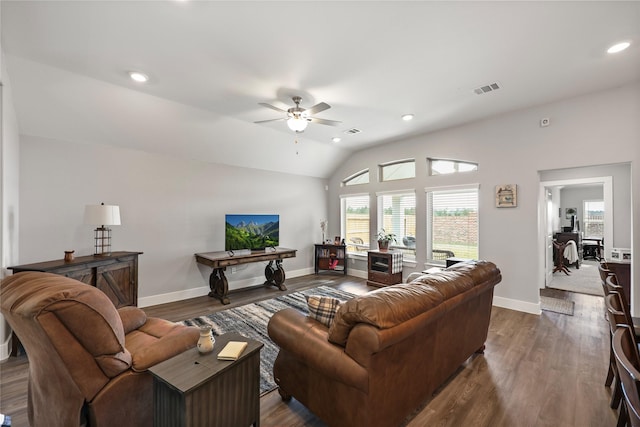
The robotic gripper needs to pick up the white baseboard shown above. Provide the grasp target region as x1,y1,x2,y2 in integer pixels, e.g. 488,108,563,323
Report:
493,296,541,315
348,269,367,280
138,267,316,308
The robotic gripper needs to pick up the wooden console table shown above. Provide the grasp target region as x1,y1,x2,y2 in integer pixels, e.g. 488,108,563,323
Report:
8,251,142,308
150,332,263,427
195,248,296,304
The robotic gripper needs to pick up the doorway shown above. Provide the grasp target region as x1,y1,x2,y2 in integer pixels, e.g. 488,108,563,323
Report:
538,175,613,297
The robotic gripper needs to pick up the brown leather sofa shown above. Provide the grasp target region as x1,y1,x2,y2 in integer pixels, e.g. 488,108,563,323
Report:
0,272,200,427
267,260,501,427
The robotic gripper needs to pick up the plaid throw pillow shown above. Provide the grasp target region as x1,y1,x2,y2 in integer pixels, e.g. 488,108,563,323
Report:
306,295,342,328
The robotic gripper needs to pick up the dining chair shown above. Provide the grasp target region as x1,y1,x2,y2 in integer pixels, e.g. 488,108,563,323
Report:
605,292,627,413
613,326,640,427
601,264,620,388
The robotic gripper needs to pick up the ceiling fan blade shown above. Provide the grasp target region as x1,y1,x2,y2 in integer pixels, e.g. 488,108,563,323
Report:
305,102,331,115
309,117,342,126
254,118,286,124
259,102,288,113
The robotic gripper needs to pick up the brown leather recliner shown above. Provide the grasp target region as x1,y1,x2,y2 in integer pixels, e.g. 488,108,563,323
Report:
0,272,200,427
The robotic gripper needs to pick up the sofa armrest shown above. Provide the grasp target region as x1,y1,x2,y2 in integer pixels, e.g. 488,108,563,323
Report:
129,320,199,371
118,306,148,334
268,308,368,392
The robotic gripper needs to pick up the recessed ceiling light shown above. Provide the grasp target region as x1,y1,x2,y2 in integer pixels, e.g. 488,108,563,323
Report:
129,71,149,83
401,114,414,121
607,42,630,54
332,137,341,143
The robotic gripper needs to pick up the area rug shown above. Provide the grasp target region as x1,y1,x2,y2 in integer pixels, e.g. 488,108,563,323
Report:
547,259,603,296
180,286,355,395
540,295,575,316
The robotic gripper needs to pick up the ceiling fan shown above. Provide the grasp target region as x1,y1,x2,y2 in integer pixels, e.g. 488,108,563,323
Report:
255,96,341,133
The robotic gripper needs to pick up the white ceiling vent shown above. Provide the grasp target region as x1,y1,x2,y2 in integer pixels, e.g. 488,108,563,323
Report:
344,128,362,135
473,82,501,95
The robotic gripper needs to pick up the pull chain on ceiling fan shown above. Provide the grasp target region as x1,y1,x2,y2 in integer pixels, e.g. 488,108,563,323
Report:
255,96,341,133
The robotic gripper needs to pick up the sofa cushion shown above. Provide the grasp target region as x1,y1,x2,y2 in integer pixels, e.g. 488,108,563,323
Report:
328,284,444,346
306,295,342,328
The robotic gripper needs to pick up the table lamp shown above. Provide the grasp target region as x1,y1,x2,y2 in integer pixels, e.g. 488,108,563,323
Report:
84,203,121,256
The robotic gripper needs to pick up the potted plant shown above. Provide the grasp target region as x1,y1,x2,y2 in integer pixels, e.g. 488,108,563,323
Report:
377,229,397,252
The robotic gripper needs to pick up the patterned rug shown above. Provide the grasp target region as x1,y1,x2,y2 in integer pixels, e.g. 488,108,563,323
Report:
180,286,355,395
540,295,575,316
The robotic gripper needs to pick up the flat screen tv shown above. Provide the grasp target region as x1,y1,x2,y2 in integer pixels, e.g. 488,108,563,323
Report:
225,214,280,252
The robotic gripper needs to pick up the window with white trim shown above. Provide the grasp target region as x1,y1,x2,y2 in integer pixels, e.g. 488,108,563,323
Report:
380,159,415,182
341,194,370,253
583,200,604,238
343,169,369,186
377,191,416,262
426,186,478,264
428,158,478,175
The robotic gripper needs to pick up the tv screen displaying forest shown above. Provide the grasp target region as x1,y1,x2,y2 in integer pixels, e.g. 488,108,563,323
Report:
225,214,280,251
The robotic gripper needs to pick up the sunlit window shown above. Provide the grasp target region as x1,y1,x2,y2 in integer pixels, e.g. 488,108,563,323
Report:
426,186,479,264
341,195,370,253
583,200,604,238
343,169,369,186
380,159,415,182
428,158,478,175
377,191,416,261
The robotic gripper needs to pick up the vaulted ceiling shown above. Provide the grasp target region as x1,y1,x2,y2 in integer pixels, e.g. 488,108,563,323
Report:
2,1,639,178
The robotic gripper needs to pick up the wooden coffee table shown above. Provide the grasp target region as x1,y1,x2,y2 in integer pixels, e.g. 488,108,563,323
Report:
149,332,263,427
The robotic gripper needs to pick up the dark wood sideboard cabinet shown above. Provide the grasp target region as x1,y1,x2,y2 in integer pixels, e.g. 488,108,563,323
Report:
9,251,142,308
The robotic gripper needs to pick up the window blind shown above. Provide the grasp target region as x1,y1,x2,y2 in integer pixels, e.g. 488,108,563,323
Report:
426,187,478,264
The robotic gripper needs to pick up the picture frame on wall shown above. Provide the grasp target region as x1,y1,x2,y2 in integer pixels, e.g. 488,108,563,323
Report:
565,207,577,219
495,184,517,208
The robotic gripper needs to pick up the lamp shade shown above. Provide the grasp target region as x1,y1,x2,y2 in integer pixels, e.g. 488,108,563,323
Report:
84,204,121,226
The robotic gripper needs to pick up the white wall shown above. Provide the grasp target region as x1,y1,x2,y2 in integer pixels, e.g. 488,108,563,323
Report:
1,48,21,359
328,83,640,314
19,135,328,306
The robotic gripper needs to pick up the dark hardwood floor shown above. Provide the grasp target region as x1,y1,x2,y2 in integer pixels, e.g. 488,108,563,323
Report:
1,274,618,426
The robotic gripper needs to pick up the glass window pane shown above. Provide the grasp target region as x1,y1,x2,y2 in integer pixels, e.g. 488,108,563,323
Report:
381,160,415,181
429,158,478,175
583,200,604,238
427,188,478,264
458,162,478,172
430,160,456,175
342,195,370,253
344,170,369,186
378,192,416,261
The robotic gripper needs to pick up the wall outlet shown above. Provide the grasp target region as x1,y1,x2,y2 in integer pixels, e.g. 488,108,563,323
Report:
230,266,237,274
540,118,550,127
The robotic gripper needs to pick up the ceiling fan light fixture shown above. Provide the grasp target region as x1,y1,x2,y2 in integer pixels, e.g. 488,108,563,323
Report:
287,116,308,132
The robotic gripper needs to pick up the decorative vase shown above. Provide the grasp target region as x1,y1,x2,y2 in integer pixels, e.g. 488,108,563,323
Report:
197,326,215,354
